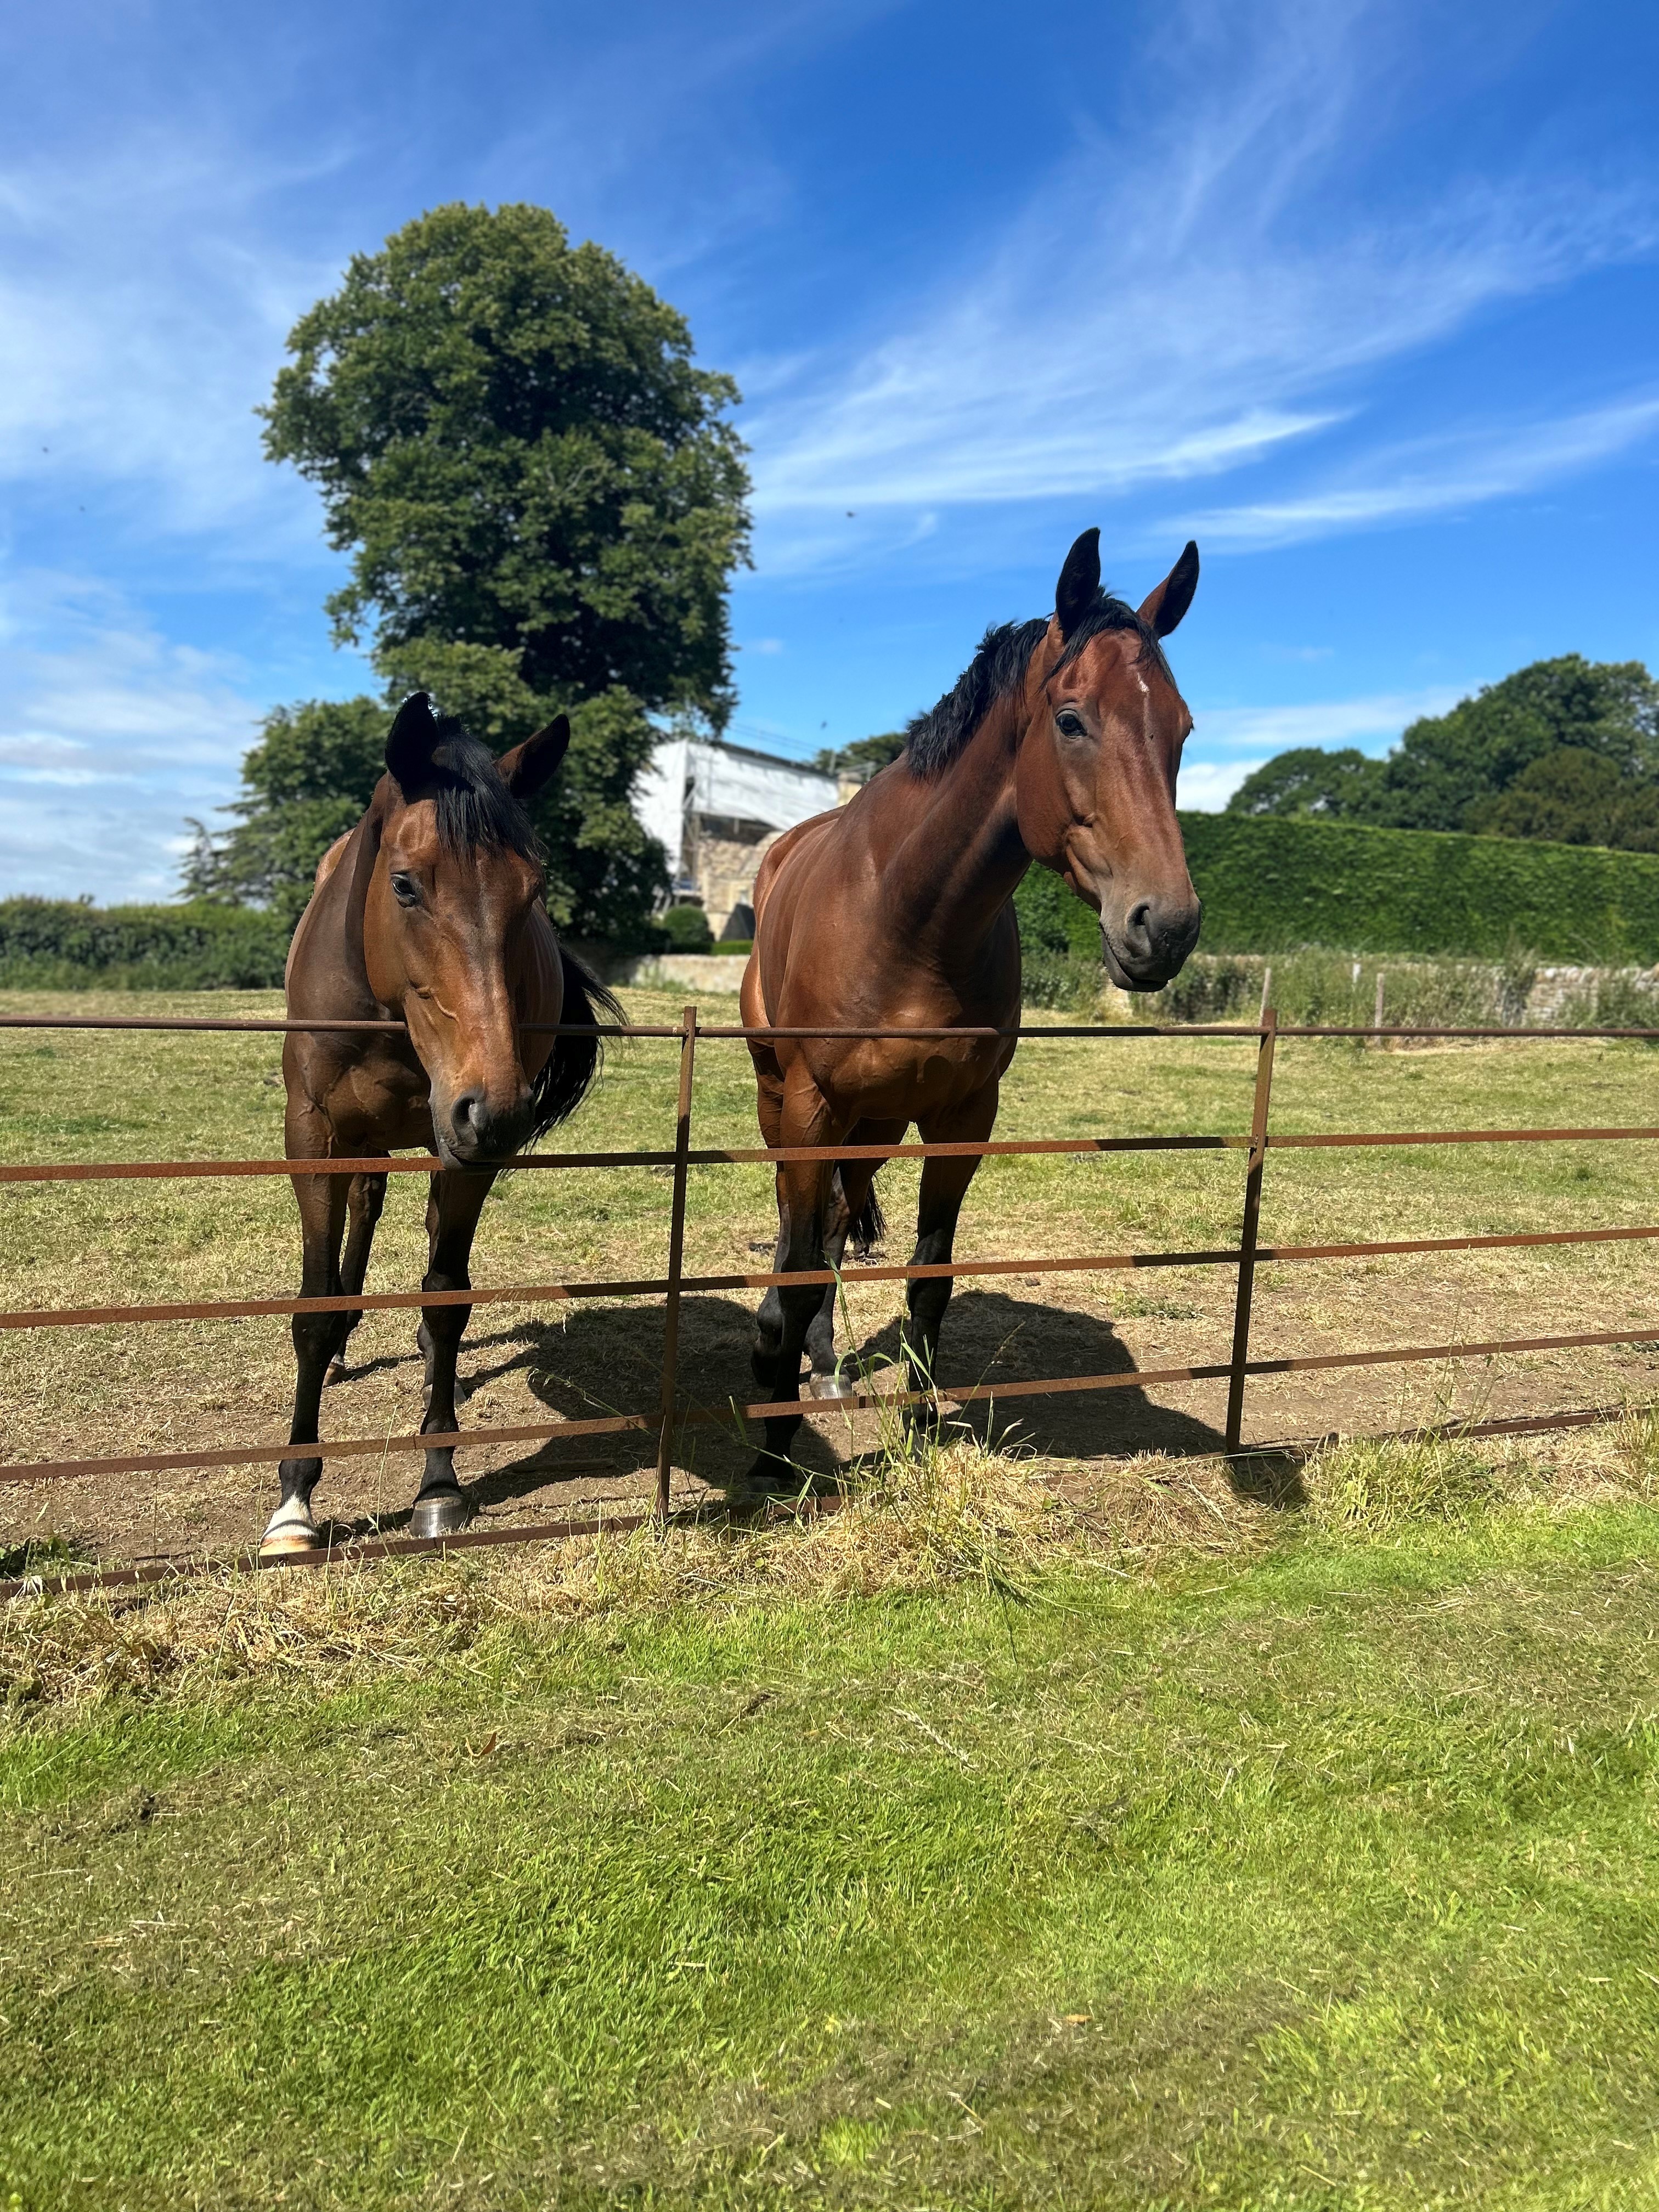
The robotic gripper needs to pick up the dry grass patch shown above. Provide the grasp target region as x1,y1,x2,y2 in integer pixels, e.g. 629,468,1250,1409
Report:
0,1434,1261,1714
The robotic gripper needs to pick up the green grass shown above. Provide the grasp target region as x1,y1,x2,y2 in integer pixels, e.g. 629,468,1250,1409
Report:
7,1494,1659,2208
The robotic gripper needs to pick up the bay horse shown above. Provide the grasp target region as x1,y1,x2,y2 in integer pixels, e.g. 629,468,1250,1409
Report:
259,691,619,1556
739,528,1203,1482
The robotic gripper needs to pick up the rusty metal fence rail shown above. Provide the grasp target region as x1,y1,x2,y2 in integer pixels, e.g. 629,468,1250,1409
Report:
4,1002,1659,1599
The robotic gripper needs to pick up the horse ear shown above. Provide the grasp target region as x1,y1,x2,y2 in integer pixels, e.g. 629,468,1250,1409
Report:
497,714,571,802
384,692,442,797
1139,541,1200,638
1055,527,1102,639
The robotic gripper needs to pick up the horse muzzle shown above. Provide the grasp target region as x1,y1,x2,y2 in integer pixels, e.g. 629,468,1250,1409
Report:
434,1087,533,1167
1100,894,1203,994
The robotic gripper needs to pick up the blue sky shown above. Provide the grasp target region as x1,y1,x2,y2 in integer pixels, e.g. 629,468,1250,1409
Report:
2,0,1656,900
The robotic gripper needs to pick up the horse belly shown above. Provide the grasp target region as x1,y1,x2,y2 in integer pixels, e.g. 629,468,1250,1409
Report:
816,1035,1003,1127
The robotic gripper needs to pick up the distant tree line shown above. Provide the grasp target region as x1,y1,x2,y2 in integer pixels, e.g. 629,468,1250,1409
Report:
812,732,905,781
1228,656,1659,851
184,202,751,945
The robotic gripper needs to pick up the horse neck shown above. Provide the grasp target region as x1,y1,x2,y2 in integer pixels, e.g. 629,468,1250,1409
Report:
890,694,1030,956
287,799,389,1021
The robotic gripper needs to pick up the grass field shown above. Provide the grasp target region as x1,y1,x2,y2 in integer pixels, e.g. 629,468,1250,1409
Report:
9,994,1659,2203
9,1472,1659,2208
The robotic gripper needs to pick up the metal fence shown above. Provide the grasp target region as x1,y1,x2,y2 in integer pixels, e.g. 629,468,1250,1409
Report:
4,1002,1659,1600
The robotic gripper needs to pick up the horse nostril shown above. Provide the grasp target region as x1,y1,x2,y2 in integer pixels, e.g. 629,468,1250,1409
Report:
452,1091,486,1143
1125,899,1154,953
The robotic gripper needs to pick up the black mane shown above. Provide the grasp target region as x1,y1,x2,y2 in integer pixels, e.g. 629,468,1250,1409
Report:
426,719,544,867
904,595,1169,779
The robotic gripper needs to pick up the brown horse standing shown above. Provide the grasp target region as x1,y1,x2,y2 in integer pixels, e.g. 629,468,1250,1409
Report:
260,692,618,1556
740,528,1202,1481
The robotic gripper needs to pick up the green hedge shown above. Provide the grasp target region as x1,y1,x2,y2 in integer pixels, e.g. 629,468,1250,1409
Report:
16,811,1659,993
0,899,291,990
1014,815,1659,965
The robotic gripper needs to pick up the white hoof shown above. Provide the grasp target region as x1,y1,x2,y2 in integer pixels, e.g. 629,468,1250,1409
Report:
259,1497,318,1558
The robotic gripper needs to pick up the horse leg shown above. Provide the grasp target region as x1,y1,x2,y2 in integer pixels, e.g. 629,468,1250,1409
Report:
804,1121,905,1396
262,1164,349,1556
901,1082,1001,1430
802,1172,853,1396
327,1167,388,1386
410,1167,495,1539
748,1079,844,1486
750,1048,789,1384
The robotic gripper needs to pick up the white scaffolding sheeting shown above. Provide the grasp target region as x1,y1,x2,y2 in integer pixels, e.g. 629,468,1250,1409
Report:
633,737,837,876
633,738,692,873
688,741,836,831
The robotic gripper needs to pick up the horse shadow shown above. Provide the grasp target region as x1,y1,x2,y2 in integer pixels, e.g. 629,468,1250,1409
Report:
368,1283,1241,1519
843,1288,1226,1464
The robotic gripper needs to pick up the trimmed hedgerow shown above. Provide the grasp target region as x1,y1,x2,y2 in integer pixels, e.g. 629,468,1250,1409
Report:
0,900,290,990
1013,815,1659,966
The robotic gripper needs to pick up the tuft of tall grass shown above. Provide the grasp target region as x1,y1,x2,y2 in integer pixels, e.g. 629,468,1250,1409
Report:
1030,941,1659,1032
1304,1429,1511,1534
1610,1404,1659,1496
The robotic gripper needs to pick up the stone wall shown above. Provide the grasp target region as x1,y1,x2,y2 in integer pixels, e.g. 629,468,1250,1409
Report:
687,828,777,938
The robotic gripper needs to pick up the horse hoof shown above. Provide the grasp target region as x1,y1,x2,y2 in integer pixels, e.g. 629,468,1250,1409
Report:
735,1458,799,1499
258,1500,319,1559
806,1370,855,1401
324,1361,349,1389
258,1531,319,1561
409,1492,471,1541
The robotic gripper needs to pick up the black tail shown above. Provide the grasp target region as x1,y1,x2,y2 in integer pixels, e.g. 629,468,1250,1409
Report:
526,946,624,1143
849,1177,885,1259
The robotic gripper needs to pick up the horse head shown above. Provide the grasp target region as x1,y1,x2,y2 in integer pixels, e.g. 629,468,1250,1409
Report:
365,692,571,1166
1015,529,1203,991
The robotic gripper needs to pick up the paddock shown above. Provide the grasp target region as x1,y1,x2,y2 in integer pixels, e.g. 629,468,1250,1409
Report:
5,983,1659,1592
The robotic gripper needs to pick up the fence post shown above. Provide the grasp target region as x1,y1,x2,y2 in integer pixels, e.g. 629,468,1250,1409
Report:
656,1004,699,1519
1224,1005,1278,1457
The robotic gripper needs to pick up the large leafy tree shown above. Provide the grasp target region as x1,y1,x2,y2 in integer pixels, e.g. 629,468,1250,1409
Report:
1225,746,1383,820
1226,656,1659,849
1464,747,1659,850
182,698,386,924
189,202,751,942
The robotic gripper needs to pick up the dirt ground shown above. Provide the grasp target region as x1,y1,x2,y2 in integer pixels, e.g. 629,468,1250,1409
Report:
10,1231,1657,1578
5,990,1659,1573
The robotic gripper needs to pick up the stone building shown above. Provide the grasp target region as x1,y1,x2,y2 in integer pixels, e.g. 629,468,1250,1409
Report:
633,735,840,939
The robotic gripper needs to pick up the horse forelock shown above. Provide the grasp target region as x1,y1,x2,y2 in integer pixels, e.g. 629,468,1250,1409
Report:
904,596,1171,780
390,719,545,874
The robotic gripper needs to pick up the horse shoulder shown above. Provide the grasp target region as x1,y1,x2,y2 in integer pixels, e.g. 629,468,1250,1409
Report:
313,831,352,893
753,808,840,918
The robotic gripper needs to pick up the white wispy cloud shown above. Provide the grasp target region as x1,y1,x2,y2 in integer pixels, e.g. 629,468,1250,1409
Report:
746,0,1653,565
1175,682,1470,811
1178,760,1261,812
1177,393,1659,549
1191,686,1470,758
0,576,266,899
0,133,345,535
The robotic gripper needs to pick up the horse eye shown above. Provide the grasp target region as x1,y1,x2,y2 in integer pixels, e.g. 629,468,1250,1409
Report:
390,870,421,907
1055,708,1087,739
